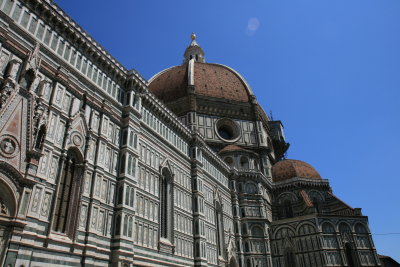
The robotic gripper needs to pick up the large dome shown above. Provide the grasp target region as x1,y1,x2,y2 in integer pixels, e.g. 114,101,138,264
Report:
149,62,252,103
271,159,321,182
148,34,254,105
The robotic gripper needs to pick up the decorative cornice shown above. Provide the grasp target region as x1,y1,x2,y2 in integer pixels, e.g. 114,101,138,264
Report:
23,0,146,87
272,177,330,191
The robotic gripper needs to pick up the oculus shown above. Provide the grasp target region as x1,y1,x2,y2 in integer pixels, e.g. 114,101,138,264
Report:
215,118,241,142
0,135,18,158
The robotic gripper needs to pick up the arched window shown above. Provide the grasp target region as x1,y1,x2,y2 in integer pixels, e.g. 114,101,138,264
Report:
129,129,134,147
312,197,320,213
127,155,132,175
160,167,173,239
132,158,136,176
215,201,224,256
0,179,16,217
240,156,249,169
123,215,128,236
128,217,133,237
283,200,293,218
35,125,46,150
52,148,83,236
125,186,129,206
254,160,259,170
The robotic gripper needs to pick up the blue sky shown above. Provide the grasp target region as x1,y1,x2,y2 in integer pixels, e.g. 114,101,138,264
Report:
55,0,400,261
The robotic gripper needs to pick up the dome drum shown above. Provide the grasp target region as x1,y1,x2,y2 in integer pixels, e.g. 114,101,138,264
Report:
214,118,241,143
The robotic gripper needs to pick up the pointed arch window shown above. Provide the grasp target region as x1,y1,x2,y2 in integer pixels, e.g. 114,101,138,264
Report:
283,200,293,218
160,167,173,240
312,197,320,213
128,128,134,147
125,186,130,206
128,217,133,237
215,201,225,256
123,215,128,236
52,148,83,236
34,125,46,150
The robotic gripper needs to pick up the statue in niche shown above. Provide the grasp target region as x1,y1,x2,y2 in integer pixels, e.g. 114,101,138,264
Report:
0,60,20,109
20,43,41,90
32,81,50,150
0,80,14,109
0,197,9,215
7,60,20,80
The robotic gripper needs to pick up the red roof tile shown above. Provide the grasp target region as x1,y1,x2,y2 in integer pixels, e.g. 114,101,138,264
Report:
272,159,321,182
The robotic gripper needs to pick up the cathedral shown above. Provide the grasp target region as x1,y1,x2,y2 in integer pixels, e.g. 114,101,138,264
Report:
0,0,384,266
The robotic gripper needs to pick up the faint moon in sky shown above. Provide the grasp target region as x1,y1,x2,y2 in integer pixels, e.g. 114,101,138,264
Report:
247,17,260,35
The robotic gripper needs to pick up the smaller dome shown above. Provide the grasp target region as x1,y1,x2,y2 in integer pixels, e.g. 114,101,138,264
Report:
219,145,245,153
272,159,321,182
219,144,253,154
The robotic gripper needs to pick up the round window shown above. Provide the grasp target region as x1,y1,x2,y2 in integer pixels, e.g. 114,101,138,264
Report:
215,118,241,142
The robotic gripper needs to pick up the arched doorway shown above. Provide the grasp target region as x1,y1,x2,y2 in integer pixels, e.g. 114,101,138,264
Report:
0,177,18,264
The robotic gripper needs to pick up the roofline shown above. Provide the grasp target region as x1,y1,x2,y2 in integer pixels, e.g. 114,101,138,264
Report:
148,65,181,84
148,62,255,101
209,63,255,97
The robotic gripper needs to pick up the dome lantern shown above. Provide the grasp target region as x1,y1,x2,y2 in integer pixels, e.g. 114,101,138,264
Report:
183,33,205,63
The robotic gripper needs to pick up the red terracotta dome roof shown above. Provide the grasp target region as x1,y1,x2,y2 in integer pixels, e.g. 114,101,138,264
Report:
148,65,188,102
148,62,251,103
219,144,248,153
272,159,321,182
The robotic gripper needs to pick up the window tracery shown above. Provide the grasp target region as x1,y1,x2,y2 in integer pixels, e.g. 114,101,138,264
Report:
52,148,83,236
